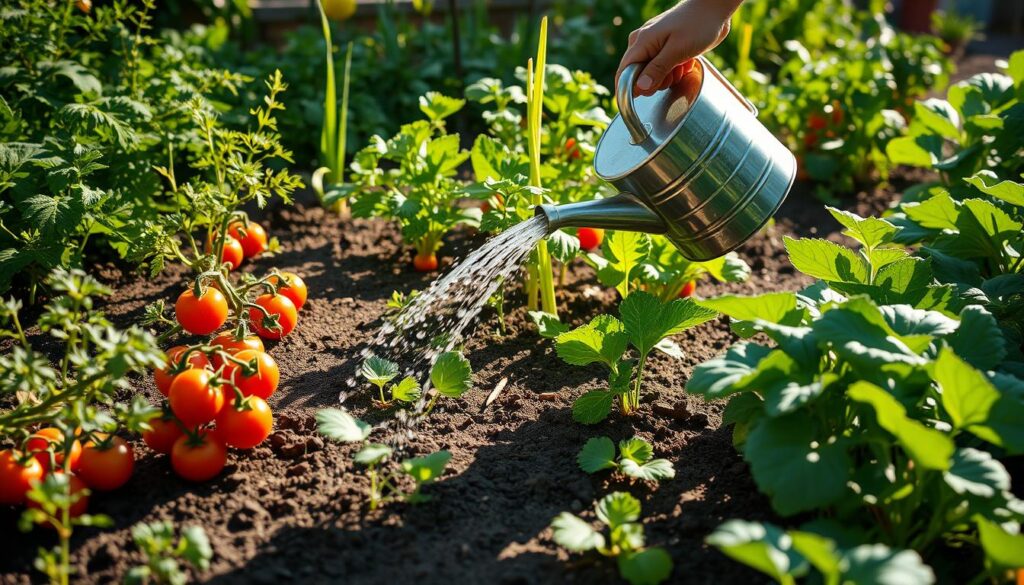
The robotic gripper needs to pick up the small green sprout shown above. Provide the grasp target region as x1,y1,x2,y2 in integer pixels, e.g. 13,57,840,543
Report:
550,492,673,585
578,437,675,482
316,408,452,510
124,521,212,585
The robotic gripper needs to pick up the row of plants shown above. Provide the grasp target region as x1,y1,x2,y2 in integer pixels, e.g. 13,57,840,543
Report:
536,56,1024,583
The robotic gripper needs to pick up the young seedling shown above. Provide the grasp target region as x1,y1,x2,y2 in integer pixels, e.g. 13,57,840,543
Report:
124,521,212,585
316,408,451,510
550,492,673,585
360,356,422,406
555,291,717,423
577,437,675,482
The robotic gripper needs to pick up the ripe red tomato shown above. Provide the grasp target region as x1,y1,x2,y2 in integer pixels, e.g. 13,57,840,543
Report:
803,131,819,149
169,369,225,427
26,428,81,473
171,433,227,482
224,349,280,399
154,346,211,397
577,227,605,251
565,137,582,160
27,473,89,518
175,287,228,336
679,280,697,298
216,397,273,449
269,272,307,311
249,294,298,340
221,236,244,270
413,253,439,272
77,436,133,491
228,222,269,258
807,113,828,131
142,416,185,455
0,450,44,505
210,333,264,369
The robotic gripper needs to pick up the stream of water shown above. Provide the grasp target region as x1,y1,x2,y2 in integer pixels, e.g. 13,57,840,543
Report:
341,215,550,446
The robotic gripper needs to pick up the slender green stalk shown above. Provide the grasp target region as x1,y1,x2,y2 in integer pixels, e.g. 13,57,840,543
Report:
527,17,557,317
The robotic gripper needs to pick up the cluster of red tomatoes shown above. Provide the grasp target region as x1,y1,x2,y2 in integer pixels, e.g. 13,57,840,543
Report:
205,221,269,273
174,270,305,339
147,331,283,483
0,428,134,516
802,101,845,151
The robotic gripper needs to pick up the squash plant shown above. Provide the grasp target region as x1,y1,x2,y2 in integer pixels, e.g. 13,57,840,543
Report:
885,52,1024,362
688,209,1024,579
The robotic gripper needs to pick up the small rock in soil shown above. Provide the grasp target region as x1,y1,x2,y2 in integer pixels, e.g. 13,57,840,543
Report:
287,461,311,477
304,436,325,452
653,401,690,420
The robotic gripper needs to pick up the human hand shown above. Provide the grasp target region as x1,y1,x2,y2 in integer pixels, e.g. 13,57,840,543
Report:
615,0,743,97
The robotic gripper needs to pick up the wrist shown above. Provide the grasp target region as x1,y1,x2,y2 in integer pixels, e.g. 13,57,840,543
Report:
692,0,743,20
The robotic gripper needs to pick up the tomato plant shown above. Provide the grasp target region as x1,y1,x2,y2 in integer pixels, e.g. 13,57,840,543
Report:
26,428,82,473
174,287,229,336
126,521,213,583
215,396,273,449
249,293,298,340
170,432,227,483
228,221,269,259
77,436,134,492
223,349,280,399
154,345,212,397
168,369,225,428
0,450,44,505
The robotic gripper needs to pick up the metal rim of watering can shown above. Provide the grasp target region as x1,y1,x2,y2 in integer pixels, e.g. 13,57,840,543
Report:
616,56,758,146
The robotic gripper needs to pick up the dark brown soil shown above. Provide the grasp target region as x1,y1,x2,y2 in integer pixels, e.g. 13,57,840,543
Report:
0,174,905,585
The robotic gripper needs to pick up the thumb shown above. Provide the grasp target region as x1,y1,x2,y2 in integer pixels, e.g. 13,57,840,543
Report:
635,54,676,96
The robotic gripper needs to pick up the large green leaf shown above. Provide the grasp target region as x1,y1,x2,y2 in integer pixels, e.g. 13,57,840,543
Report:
621,291,717,357
744,414,851,516
596,492,641,528
827,207,900,250
976,516,1024,569
555,314,629,368
944,448,1011,498
965,171,1024,206
946,306,1007,370
572,391,615,425
316,408,371,443
706,520,807,583
847,382,954,470
840,545,935,585
784,237,870,283
698,292,798,325
430,351,472,398
600,230,651,297
687,342,772,399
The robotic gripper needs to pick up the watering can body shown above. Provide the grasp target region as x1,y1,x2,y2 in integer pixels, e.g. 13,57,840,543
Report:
537,57,796,261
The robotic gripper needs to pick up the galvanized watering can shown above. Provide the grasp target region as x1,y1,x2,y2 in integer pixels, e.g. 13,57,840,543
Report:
536,57,796,261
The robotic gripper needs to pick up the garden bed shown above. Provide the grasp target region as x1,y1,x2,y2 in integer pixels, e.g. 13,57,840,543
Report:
1,177,904,584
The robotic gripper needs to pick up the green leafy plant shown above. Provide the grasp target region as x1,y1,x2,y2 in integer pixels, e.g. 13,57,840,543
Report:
884,56,1024,360
555,291,717,423
358,351,472,413
550,491,673,585
0,269,163,584
685,207,1024,578
124,521,213,585
0,0,246,298
706,519,936,585
577,436,675,482
348,93,478,270
316,409,452,509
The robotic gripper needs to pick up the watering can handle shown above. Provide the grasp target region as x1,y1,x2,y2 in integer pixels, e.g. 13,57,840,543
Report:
616,56,758,145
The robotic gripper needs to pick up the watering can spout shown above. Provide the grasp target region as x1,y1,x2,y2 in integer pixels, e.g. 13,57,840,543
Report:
535,193,669,236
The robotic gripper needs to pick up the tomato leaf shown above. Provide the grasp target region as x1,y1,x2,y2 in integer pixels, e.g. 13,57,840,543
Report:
401,450,451,484
596,492,641,529
572,390,614,425
617,548,673,585
550,513,605,552
577,437,616,473
316,408,371,443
